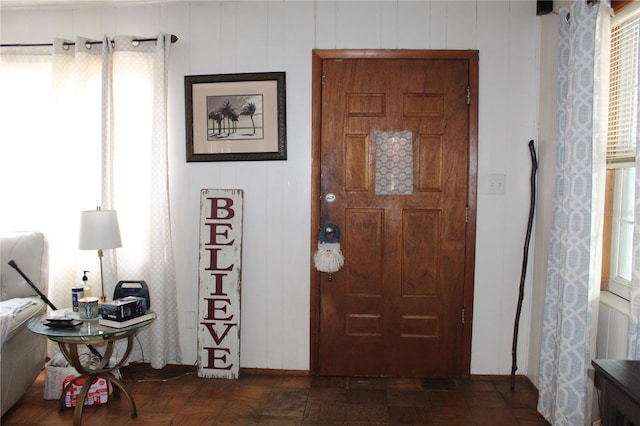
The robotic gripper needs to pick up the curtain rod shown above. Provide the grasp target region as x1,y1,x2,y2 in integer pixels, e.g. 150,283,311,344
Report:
0,34,178,48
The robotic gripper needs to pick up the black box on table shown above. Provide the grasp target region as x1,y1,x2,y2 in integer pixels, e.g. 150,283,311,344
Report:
101,296,147,321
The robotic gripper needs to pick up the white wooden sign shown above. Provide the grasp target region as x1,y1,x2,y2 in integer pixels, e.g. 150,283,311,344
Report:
198,189,243,379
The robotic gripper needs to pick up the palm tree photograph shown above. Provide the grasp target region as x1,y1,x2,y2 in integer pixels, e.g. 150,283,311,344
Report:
185,71,286,162
206,95,263,141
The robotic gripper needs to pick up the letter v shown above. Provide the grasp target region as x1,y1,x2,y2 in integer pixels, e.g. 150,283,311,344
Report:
202,322,237,345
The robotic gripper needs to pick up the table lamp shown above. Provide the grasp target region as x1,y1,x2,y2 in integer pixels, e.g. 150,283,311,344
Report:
78,207,122,302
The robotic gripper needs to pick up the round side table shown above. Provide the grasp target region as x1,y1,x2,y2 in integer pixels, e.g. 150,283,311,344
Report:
28,311,155,426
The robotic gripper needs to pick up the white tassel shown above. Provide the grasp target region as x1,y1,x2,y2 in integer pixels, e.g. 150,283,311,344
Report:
314,242,345,273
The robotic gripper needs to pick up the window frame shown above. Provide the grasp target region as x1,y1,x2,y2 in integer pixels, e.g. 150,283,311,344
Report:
607,167,635,300
602,1,640,300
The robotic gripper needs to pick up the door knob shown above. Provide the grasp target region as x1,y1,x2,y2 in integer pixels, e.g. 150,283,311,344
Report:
324,193,336,203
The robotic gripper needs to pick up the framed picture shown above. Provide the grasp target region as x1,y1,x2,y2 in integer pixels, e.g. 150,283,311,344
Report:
185,72,287,162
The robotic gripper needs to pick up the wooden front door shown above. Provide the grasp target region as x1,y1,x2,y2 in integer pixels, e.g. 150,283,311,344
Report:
311,50,478,378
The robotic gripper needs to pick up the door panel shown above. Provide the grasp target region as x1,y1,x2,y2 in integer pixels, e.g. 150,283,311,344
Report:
402,209,440,297
344,208,384,296
313,51,477,378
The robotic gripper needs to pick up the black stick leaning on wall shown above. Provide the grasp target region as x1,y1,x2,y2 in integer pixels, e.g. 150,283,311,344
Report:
8,260,103,361
510,140,538,392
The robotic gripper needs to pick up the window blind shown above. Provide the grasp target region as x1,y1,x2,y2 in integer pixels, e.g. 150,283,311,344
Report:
607,14,640,167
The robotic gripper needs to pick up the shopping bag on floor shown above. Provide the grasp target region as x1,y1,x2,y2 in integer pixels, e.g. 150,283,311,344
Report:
62,375,111,407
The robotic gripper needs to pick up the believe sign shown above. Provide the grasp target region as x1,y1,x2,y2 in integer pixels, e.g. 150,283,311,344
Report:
198,189,243,379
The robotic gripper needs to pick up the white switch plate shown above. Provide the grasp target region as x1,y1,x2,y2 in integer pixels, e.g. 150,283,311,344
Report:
488,174,506,195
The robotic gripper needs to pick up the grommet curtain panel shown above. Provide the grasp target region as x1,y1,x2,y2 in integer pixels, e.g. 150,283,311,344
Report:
537,2,608,424
0,34,180,368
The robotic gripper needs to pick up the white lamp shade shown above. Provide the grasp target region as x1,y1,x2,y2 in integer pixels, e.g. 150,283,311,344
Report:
78,209,122,250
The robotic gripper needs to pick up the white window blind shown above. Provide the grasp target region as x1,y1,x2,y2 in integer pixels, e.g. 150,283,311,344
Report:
607,12,640,167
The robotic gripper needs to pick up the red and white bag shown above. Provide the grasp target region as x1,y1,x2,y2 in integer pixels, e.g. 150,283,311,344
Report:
62,375,111,407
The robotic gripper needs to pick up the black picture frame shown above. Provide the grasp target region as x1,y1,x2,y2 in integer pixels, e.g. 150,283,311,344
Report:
185,72,287,162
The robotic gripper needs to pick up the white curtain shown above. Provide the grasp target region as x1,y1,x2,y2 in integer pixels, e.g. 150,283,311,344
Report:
0,34,180,368
537,1,608,424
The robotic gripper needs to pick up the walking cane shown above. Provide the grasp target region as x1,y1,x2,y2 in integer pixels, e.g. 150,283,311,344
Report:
8,260,103,360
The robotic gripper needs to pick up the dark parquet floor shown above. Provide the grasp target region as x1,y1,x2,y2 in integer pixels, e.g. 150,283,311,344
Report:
2,364,550,425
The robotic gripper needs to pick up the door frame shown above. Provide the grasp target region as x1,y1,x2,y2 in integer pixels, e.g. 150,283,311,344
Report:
310,49,479,377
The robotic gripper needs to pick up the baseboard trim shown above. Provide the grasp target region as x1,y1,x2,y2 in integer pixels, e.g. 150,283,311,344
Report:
240,367,310,377
124,362,311,377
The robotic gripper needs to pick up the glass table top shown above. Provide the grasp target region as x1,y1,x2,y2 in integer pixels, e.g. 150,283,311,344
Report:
28,308,155,339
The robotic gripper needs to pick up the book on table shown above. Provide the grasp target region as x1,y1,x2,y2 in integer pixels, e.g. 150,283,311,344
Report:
98,312,154,329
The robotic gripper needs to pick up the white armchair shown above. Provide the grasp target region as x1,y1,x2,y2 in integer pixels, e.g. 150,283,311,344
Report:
0,231,49,416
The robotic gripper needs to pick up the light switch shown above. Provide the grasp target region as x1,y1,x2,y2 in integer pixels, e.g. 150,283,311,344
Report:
488,174,506,195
